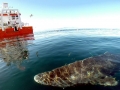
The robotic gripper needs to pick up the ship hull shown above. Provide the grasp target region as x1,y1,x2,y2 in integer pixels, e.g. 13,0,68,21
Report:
0,26,33,38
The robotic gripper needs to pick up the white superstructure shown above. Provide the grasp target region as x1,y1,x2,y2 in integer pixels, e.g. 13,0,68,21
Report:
0,3,24,31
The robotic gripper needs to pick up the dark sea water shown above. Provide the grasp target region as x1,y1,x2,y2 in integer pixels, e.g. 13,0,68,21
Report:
0,29,120,90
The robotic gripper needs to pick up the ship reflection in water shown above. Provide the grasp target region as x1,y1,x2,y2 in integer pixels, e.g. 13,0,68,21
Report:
0,34,34,70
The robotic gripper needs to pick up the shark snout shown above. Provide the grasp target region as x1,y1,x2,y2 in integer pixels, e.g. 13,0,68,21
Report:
34,75,40,83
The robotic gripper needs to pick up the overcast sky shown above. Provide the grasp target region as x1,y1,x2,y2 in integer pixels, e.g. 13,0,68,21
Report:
0,0,120,31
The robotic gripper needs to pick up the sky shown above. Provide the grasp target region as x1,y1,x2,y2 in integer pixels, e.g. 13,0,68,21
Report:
0,0,120,31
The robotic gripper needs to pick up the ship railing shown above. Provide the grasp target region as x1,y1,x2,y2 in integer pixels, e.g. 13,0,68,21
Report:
0,22,29,29
0,23,22,29
0,22,14,26
24,23,29,26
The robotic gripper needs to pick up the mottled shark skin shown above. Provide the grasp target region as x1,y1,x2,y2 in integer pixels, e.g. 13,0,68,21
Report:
34,52,120,88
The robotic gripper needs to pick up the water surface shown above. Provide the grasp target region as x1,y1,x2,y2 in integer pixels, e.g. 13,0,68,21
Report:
0,29,120,90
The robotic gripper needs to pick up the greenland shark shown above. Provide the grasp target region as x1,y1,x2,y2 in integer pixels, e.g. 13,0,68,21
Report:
34,52,120,88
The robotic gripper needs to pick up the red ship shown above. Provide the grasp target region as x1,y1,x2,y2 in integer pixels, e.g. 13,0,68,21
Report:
0,3,33,38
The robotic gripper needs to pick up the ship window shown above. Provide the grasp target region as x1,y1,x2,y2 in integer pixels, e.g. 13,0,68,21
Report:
7,10,10,13
16,15,18,19
12,16,15,20
11,10,15,13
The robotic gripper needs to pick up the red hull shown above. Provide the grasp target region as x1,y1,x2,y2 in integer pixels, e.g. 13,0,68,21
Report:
0,26,33,38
